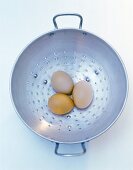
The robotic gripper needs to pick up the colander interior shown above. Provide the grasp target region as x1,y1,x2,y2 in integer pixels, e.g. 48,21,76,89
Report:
11,29,127,143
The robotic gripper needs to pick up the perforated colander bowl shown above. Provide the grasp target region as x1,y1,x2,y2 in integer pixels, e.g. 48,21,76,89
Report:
11,14,128,156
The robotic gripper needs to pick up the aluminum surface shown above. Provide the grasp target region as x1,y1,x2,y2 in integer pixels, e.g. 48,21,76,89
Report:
11,14,128,145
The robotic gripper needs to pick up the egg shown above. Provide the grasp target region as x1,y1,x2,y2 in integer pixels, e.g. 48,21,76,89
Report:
72,80,93,109
48,93,74,115
51,71,74,94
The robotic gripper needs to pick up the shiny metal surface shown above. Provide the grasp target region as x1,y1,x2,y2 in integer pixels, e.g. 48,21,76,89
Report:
53,13,83,29
55,142,86,156
11,14,128,146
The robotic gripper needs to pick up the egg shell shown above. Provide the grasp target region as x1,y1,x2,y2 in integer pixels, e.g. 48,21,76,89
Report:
51,71,74,94
48,93,74,115
72,80,93,109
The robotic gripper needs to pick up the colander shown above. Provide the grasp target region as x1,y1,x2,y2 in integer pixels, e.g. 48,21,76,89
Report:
11,13,128,156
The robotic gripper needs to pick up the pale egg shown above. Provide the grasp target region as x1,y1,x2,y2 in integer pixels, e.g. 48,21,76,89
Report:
48,93,74,115
51,71,74,94
72,80,93,109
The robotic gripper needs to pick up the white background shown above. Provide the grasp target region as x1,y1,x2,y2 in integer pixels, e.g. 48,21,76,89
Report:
0,0,133,170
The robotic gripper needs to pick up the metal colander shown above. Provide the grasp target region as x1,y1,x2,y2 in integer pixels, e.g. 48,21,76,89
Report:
11,14,128,156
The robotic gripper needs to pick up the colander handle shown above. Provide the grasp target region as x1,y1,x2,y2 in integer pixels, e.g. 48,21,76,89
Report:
53,13,83,29
55,142,86,157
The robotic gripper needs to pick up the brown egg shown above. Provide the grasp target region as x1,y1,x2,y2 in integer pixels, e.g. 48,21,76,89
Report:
48,93,74,115
51,71,74,94
72,80,93,109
